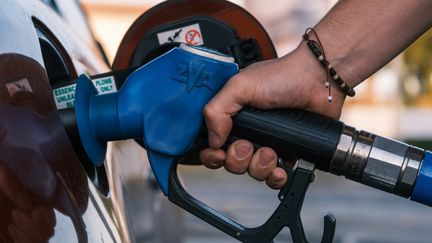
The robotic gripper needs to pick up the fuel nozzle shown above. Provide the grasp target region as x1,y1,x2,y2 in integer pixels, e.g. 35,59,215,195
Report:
328,125,432,206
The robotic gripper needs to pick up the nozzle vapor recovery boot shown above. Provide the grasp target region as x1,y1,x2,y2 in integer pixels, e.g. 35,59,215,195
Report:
75,44,238,194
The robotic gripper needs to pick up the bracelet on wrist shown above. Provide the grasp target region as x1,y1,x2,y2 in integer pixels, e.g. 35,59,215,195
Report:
303,27,355,102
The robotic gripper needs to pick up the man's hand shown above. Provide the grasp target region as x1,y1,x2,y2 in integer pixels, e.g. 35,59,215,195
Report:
199,0,432,189
200,45,345,189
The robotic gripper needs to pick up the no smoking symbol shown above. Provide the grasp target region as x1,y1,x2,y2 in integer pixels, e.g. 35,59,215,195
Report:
185,29,202,45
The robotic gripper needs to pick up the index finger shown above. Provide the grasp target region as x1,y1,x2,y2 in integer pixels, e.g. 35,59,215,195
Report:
203,75,248,148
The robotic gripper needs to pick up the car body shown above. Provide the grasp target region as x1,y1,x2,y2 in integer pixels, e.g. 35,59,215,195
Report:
0,0,181,242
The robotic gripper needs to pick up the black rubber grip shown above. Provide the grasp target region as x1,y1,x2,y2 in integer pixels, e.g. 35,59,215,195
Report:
231,107,345,171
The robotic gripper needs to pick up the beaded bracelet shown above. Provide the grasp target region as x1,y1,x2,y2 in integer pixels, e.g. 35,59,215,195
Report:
303,27,355,102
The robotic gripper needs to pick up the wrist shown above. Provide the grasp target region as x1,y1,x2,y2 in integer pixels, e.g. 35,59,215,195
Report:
312,26,362,89
292,41,346,119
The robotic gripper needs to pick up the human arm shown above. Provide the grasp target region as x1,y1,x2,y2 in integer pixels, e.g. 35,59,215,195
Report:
200,0,432,188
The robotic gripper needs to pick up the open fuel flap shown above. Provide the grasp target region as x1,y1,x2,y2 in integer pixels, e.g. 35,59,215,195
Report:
112,0,277,72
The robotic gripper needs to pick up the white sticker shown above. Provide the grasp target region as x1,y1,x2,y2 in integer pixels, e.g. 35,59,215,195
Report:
53,83,76,109
157,23,204,46
6,78,33,96
53,76,117,110
91,75,117,94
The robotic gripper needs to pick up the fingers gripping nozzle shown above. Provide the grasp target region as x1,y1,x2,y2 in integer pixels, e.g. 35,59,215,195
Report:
75,45,238,194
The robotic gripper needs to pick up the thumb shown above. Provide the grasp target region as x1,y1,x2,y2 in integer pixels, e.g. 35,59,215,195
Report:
203,76,247,148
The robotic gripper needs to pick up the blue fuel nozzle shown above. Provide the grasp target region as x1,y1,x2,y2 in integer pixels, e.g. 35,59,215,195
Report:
75,44,238,194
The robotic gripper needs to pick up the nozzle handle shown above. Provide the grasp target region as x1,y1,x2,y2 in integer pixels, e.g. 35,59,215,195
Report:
231,107,345,171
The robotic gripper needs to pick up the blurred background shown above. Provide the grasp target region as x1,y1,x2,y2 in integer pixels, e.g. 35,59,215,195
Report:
80,0,432,242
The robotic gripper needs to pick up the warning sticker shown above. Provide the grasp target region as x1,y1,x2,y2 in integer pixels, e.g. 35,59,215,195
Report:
53,75,117,110
53,83,76,109
157,23,204,46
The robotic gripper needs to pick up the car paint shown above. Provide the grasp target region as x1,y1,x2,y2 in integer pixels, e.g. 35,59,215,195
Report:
0,0,181,242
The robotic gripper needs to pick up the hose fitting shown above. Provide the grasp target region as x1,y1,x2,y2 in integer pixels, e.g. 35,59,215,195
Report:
329,126,424,198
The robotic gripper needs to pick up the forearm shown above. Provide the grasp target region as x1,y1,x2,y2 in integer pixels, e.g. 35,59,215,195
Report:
311,0,432,87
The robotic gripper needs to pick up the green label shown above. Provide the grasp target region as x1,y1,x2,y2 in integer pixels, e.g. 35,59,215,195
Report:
92,76,117,94
53,83,76,109
53,75,117,110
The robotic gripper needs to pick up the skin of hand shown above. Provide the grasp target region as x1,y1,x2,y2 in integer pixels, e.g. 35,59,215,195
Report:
200,0,432,189
200,44,345,189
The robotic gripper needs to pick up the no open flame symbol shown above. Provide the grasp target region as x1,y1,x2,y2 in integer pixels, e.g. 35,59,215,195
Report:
185,29,202,45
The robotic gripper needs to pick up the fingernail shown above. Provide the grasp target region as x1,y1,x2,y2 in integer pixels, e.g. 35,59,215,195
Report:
259,149,275,167
209,161,222,168
208,130,221,148
209,154,223,165
234,143,252,160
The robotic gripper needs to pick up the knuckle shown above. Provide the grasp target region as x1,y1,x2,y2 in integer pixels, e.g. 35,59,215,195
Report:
203,103,217,120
